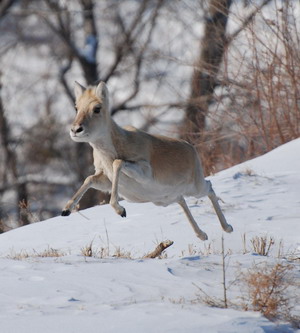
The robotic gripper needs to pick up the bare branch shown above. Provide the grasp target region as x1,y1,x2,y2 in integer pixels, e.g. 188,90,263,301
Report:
42,0,99,84
111,0,165,115
79,0,98,69
113,101,185,113
59,58,75,105
144,240,174,258
226,0,272,46
0,177,74,195
103,0,151,82
0,0,17,19
40,9,80,60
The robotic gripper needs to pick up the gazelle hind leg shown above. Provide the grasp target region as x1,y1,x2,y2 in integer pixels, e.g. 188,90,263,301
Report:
207,181,233,233
178,197,208,241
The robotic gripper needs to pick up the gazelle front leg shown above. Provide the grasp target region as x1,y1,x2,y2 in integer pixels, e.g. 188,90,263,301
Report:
61,173,111,216
110,159,126,217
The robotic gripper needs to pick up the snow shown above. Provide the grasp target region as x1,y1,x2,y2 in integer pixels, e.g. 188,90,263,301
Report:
1,139,300,333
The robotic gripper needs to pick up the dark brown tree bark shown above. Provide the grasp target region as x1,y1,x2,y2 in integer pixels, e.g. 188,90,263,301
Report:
0,0,29,226
0,75,29,225
181,0,272,175
43,0,104,209
75,0,104,209
0,0,17,18
182,0,232,144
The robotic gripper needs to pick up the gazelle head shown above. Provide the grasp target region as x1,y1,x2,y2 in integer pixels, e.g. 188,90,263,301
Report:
70,81,110,143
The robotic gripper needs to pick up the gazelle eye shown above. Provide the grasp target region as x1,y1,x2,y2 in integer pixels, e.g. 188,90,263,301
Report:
94,106,101,114
75,105,78,113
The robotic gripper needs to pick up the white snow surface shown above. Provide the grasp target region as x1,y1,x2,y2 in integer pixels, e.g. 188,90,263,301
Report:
1,139,300,333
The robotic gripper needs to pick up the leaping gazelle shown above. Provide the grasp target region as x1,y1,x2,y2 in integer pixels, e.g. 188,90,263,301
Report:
61,81,233,240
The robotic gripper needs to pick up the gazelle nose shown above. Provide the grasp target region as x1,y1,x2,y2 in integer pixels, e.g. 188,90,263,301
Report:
71,124,83,134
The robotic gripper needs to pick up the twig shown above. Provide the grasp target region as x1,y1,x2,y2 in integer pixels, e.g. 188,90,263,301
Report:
226,0,272,46
78,211,90,220
221,235,228,308
144,240,174,258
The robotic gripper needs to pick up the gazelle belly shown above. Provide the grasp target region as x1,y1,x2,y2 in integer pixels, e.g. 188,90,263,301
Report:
117,173,200,206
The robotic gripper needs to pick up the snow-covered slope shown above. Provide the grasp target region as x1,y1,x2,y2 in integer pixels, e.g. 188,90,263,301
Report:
0,139,300,333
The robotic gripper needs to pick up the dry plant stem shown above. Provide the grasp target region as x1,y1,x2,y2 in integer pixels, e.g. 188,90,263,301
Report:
221,235,228,308
193,282,226,309
242,233,247,254
105,222,110,256
81,242,93,257
251,235,275,256
144,240,174,259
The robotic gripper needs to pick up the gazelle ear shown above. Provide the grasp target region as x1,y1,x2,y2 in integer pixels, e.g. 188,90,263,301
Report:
95,81,109,105
74,81,86,100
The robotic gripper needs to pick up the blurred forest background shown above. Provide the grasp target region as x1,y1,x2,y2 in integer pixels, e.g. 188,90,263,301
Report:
0,0,299,232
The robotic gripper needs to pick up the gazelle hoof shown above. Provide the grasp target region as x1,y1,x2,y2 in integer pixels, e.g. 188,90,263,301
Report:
61,209,71,216
197,232,208,241
224,224,233,233
120,208,126,218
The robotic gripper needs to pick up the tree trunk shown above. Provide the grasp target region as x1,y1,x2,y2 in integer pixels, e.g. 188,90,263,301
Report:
0,74,29,225
182,0,232,143
76,0,110,209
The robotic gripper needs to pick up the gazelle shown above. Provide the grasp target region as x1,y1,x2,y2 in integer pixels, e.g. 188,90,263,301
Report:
61,81,233,240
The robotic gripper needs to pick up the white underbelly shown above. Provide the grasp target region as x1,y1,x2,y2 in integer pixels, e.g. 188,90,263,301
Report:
117,174,198,206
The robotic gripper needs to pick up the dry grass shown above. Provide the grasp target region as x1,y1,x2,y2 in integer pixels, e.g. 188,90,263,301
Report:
181,241,224,258
112,246,133,259
190,3,300,175
250,235,275,256
0,219,5,234
193,236,232,309
192,235,299,328
286,251,300,262
8,247,67,260
241,262,295,320
193,282,229,309
80,241,133,259
81,242,94,257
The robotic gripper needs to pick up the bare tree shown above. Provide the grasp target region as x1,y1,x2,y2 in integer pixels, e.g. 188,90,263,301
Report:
39,0,103,208
0,0,167,226
183,0,232,143
0,74,29,226
37,0,165,208
181,0,272,174
0,0,30,226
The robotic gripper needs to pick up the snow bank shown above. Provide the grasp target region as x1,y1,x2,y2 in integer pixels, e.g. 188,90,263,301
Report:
0,139,299,333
